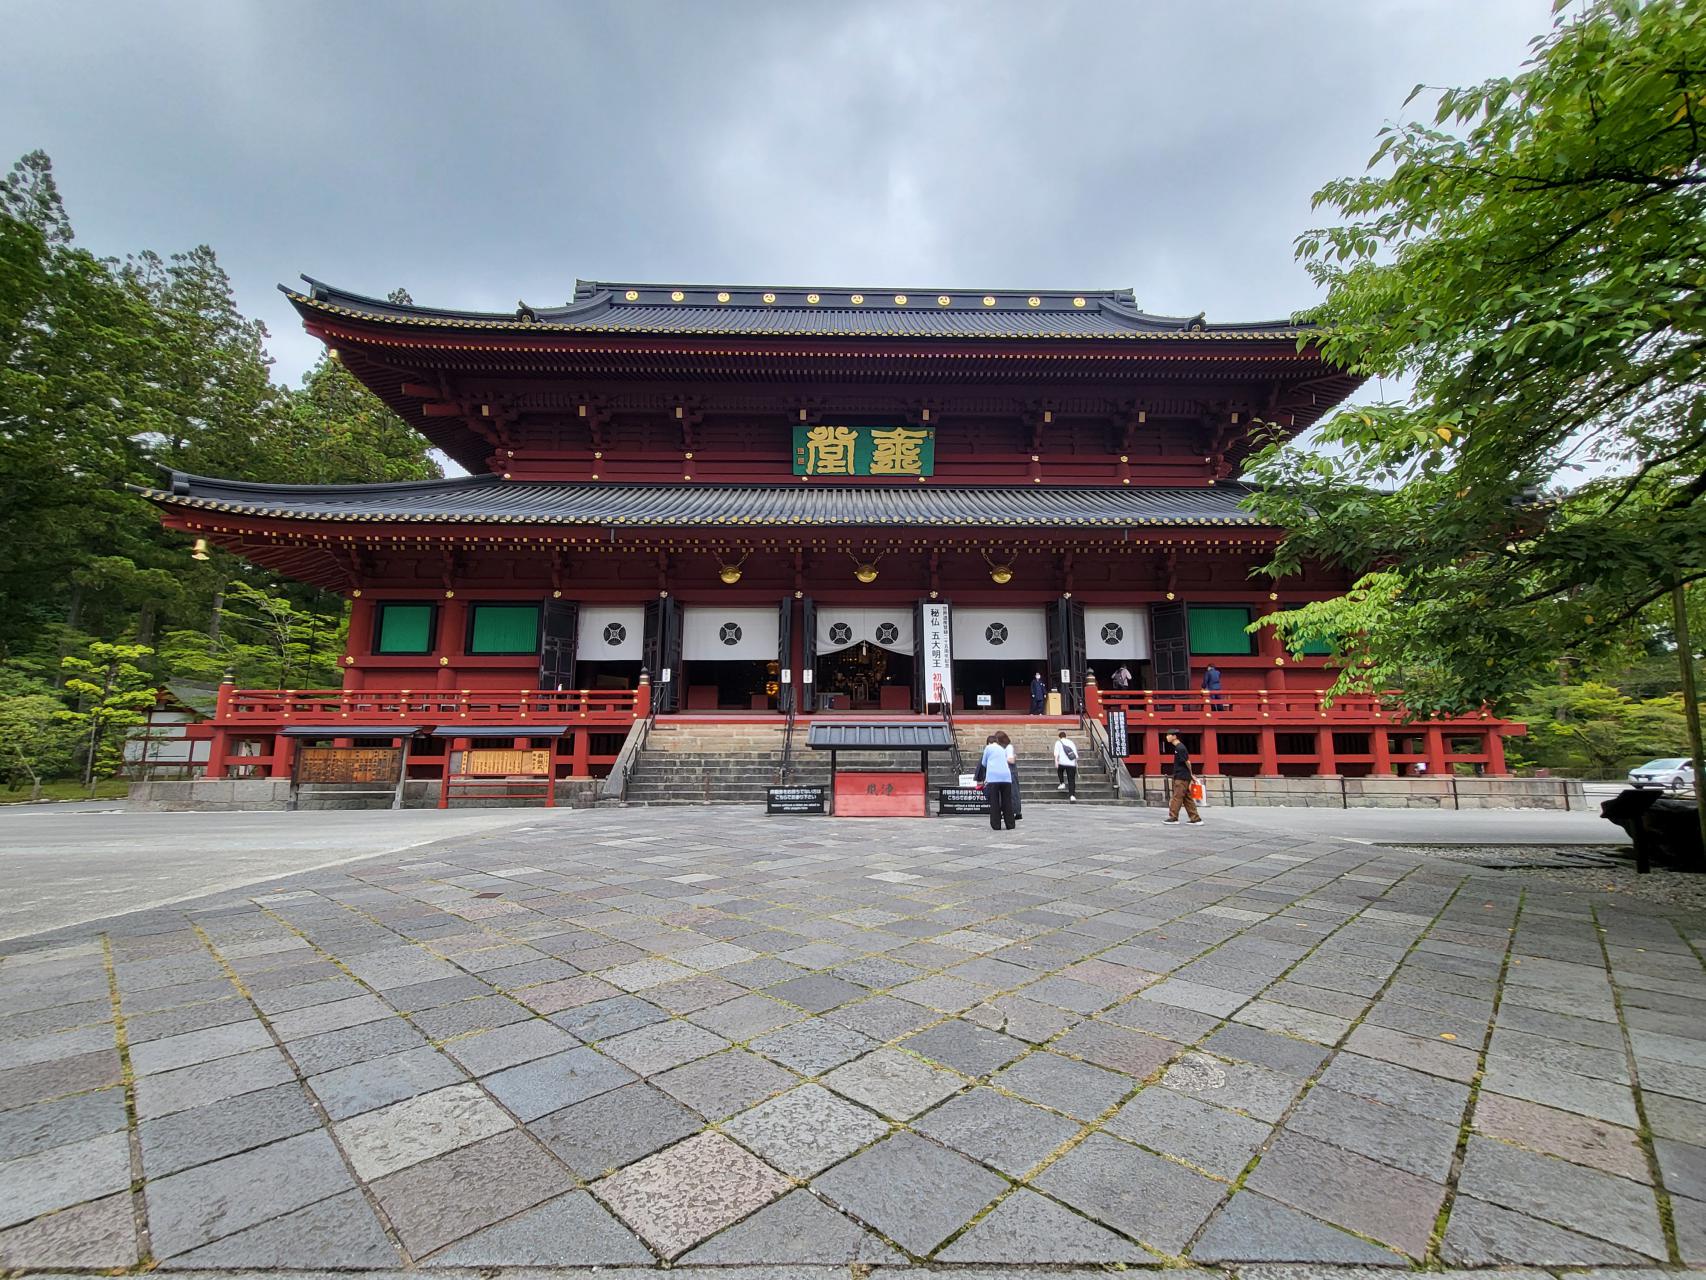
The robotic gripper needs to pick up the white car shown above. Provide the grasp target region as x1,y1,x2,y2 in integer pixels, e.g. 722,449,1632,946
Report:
1627,758,1695,790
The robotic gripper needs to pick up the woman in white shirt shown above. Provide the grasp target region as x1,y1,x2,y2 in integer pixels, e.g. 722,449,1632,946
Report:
979,735,1016,831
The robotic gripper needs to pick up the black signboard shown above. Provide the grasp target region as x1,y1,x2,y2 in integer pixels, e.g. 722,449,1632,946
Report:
767,786,827,815
937,786,991,816
1107,709,1129,759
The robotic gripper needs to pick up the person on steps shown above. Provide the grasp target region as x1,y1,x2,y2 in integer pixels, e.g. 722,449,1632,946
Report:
1030,672,1047,715
1054,729,1079,801
1163,731,1202,824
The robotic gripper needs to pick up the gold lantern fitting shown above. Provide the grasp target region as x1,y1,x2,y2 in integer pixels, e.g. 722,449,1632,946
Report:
190,537,210,561
715,551,747,585
849,551,885,584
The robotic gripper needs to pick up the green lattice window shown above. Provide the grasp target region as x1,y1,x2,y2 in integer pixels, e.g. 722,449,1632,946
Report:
1187,605,1254,656
1298,635,1335,656
374,603,434,655
468,604,541,655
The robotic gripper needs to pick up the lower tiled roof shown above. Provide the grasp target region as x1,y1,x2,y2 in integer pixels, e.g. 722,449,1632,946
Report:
138,473,1266,528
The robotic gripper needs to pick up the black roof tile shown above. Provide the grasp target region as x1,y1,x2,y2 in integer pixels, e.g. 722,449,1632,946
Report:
284,278,1310,343
138,473,1266,529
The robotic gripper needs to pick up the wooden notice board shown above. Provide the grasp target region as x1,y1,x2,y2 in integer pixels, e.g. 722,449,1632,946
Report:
462,748,552,776
296,747,404,785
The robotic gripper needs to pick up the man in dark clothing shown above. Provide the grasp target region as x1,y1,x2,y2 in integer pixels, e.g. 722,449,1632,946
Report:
1030,672,1047,715
1163,731,1202,823
1201,664,1225,711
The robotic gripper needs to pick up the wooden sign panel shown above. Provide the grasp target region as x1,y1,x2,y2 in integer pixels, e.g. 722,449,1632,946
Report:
297,747,404,785
463,748,552,776
792,425,935,476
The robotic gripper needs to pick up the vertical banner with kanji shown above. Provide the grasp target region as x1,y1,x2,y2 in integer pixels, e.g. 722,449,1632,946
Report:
921,602,952,706
793,425,935,476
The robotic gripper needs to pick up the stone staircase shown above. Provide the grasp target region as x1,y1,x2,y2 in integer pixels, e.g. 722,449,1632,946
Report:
622,719,1128,806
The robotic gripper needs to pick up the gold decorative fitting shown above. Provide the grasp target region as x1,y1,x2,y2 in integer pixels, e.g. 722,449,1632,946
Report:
502,472,512,480
894,294,908,305
762,292,776,304
1072,297,1086,307
806,293,820,304
1268,592,1279,600
445,590,455,598
1027,296,1041,307
1165,591,1176,600
717,291,730,303
850,294,864,304
982,296,996,306
624,290,639,301
439,657,450,665
190,537,210,561
670,290,684,302
345,656,355,665
1275,657,1286,665
715,551,747,585
351,588,362,598
937,295,951,306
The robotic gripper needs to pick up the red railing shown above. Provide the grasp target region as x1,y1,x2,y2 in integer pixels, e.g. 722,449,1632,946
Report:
1098,689,1500,727
219,686,642,729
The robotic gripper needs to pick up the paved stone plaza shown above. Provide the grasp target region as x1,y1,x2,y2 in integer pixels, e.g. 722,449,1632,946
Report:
1,807,1702,1275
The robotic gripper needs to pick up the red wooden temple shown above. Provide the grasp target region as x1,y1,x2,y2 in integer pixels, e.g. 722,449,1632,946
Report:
139,279,1520,788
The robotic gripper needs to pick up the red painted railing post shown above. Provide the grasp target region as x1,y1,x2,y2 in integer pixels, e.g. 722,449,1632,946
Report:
1484,726,1508,776
635,673,652,720
1083,671,1103,720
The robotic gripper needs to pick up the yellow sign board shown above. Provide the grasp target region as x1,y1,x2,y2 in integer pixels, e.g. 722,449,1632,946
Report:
462,748,552,776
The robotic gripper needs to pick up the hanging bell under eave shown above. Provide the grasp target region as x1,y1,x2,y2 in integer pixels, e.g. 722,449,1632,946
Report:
989,565,1013,585
718,565,742,585
190,538,210,561
854,563,879,583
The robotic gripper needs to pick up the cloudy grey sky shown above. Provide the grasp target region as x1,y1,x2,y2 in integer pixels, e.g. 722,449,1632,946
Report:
3,0,1551,385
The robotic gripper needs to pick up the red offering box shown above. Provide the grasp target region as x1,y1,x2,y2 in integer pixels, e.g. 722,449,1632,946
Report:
833,771,926,817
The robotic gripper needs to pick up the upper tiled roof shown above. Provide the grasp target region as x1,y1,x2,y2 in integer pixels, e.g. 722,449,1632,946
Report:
284,278,1310,343
138,472,1266,528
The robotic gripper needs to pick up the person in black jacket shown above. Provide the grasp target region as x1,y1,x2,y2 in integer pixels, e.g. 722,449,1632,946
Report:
1030,672,1047,715
1163,731,1202,824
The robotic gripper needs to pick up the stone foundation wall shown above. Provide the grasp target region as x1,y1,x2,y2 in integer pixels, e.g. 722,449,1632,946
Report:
1137,774,1585,811
128,778,604,811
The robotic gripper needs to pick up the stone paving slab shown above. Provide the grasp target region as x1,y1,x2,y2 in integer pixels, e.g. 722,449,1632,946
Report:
1,806,1703,1271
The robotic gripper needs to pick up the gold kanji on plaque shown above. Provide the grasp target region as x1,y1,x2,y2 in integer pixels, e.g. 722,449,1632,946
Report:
801,425,858,475
868,426,929,475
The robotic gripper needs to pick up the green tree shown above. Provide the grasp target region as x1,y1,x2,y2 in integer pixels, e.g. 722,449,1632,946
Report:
277,354,440,484
1509,680,1690,776
1247,0,1706,826
157,581,344,689
58,642,157,792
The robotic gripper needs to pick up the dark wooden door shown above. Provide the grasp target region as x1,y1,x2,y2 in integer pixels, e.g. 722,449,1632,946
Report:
643,598,683,712
539,599,577,691
1150,601,1189,693
1049,597,1087,713
799,597,816,712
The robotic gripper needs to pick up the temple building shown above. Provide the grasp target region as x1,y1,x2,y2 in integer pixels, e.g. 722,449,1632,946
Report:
139,279,1519,790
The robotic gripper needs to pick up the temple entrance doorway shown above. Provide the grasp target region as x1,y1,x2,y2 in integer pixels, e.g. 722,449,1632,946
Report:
1084,606,1152,693
811,607,915,712
950,607,1047,712
680,605,783,711
576,605,644,692
816,642,914,712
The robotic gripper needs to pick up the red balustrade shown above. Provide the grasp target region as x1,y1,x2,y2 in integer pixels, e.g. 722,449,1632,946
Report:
218,686,641,728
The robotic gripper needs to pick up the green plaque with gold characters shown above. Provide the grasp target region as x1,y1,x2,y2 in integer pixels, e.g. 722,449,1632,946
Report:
792,425,935,477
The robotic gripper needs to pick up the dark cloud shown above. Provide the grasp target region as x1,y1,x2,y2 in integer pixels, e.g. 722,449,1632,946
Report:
2,0,1550,383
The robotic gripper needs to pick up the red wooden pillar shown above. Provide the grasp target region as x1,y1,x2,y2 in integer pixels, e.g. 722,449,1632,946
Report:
1484,727,1508,776
1424,727,1449,776
1372,724,1394,776
1256,605,1288,691
1258,726,1279,775
1199,725,1220,775
346,596,375,690
569,730,590,777
1316,726,1337,776
272,734,297,780
437,596,467,689
1083,671,1103,720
